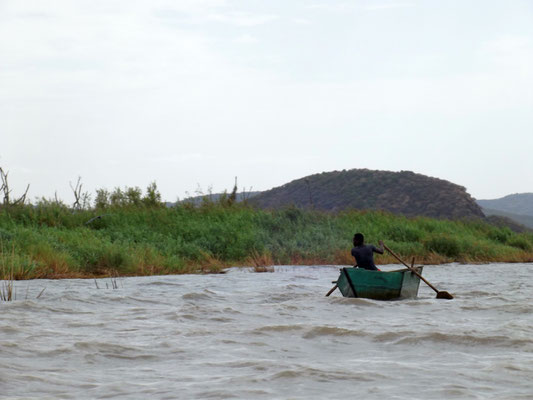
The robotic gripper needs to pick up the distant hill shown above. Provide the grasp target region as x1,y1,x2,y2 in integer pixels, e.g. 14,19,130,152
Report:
481,207,533,231
176,191,260,206
250,169,485,219
477,193,533,217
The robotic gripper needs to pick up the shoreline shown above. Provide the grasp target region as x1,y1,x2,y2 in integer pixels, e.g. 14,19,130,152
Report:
6,254,533,281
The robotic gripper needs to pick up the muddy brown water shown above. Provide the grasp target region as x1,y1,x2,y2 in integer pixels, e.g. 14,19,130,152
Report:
1,263,532,399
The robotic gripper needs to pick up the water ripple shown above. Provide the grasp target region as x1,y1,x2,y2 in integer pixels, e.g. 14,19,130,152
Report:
1,263,532,399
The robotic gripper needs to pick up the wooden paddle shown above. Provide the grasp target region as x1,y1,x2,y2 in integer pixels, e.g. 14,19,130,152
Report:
382,243,453,299
325,284,338,297
325,263,360,296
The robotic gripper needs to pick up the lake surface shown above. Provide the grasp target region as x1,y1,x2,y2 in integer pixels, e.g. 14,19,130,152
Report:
1,263,532,399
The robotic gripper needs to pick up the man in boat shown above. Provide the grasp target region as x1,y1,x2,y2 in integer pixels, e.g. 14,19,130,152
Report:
351,233,384,271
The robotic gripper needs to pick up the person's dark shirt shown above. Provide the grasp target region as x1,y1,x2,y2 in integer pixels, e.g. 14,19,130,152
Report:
351,244,382,270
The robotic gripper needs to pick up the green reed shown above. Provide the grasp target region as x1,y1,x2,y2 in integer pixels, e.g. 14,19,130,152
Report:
0,201,532,279
1,245,15,301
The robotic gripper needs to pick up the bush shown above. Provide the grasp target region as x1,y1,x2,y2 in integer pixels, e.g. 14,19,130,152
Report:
423,234,461,258
1,201,532,279
384,224,422,242
0,227,13,241
506,235,532,251
282,206,304,223
0,252,37,280
460,240,500,260
488,228,512,244
386,241,425,257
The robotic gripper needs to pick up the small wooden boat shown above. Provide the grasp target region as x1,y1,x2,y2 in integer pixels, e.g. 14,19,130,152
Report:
334,266,423,300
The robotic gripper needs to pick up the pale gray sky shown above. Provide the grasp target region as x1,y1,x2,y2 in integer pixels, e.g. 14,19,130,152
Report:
1,0,532,202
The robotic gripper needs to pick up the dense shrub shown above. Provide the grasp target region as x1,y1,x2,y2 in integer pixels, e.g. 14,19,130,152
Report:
384,224,423,242
488,228,512,244
506,235,532,251
1,202,532,278
423,234,461,258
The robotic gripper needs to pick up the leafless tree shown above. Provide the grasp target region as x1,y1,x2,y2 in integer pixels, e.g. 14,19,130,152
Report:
241,185,254,202
228,176,238,205
0,167,29,206
70,177,83,209
70,176,91,210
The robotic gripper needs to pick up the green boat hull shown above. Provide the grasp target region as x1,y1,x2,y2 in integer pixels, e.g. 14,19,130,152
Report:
336,266,423,300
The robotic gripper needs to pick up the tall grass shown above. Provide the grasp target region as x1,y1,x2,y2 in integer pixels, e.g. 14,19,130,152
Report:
1,245,15,300
1,275,14,301
0,201,532,279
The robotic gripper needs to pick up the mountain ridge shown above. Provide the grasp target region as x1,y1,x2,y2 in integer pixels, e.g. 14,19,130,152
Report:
477,193,533,217
250,169,485,219
480,207,533,231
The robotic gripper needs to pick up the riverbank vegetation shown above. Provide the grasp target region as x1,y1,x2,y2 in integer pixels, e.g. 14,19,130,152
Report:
0,184,532,280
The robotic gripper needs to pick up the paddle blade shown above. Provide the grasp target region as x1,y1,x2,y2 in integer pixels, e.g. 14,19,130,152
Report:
436,291,454,300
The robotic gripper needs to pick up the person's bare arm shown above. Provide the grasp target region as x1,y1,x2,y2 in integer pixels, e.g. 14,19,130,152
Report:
375,240,384,254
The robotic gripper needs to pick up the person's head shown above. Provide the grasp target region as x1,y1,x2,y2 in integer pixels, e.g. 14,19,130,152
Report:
353,233,364,246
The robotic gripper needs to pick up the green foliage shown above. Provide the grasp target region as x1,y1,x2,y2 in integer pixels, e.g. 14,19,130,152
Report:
487,227,512,244
423,234,461,258
506,235,532,251
110,187,127,207
384,222,423,242
125,187,143,206
0,227,13,241
95,189,110,210
0,202,532,279
143,182,162,207
94,182,163,209
1,251,37,280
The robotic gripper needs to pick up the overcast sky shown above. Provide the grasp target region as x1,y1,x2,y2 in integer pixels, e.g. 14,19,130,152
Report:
1,0,532,203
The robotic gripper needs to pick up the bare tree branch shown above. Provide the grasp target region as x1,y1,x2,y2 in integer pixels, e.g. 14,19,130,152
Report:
70,176,83,210
12,184,29,205
1,167,11,205
0,167,29,206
